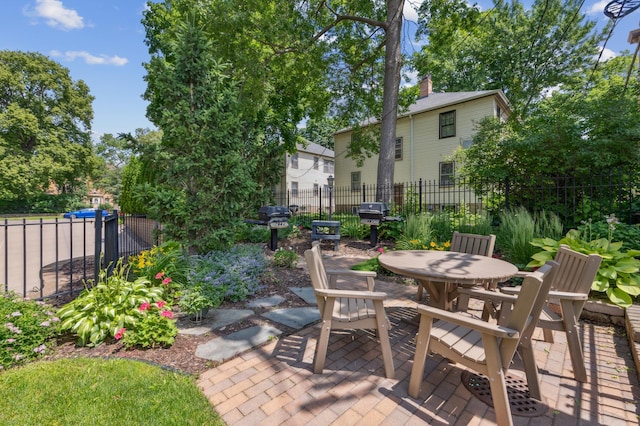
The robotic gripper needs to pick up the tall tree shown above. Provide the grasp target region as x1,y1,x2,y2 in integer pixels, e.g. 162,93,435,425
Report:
458,54,640,181
143,13,257,252
0,50,95,200
142,0,409,202
412,0,607,117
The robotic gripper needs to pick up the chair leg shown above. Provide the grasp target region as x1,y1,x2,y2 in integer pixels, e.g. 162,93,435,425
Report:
519,343,542,400
409,314,433,398
374,301,395,379
482,335,514,426
561,302,587,382
313,319,332,374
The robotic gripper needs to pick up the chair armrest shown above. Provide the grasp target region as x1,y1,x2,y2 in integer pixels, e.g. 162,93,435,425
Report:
501,286,588,301
514,270,533,278
416,304,520,338
548,290,588,301
326,269,377,278
457,287,519,304
314,288,387,301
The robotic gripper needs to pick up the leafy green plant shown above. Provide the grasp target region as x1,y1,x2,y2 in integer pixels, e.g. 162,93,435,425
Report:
577,220,640,251
120,300,177,348
496,207,563,269
187,244,267,304
58,260,166,347
0,292,60,369
129,240,191,304
178,286,213,315
273,247,299,268
340,222,369,239
528,223,640,307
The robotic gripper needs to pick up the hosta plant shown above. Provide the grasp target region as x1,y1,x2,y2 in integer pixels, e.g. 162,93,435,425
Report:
58,260,166,347
527,228,640,308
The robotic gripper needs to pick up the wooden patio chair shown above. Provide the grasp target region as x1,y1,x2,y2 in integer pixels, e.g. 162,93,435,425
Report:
501,245,603,382
304,244,395,378
409,262,557,426
417,231,496,309
311,240,377,290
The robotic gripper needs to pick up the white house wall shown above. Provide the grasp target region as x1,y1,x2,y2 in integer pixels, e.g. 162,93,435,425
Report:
334,95,499,189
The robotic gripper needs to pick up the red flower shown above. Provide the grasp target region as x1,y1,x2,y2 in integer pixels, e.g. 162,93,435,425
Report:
155,272,164,279
139,302,151,311
114,328,126,340
156,300,166,309
162,277,172,285
161,310,173,319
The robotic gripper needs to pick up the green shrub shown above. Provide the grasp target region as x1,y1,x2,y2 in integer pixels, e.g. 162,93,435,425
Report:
0,292,60,369
341,222,369,239
273,247,299,268
578,220,640,251
58,260,170,347
528,219,640,307
121,301,178,349
496,207,563,268
187,244,267,304
129,240,191,304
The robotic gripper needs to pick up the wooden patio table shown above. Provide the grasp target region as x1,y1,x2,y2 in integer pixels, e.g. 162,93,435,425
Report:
378,250,518,311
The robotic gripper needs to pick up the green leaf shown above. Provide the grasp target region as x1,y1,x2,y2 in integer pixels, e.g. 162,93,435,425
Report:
591,279,609,292
606,287,632,308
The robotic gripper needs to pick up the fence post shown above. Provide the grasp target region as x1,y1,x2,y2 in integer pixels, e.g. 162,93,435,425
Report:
319,187,322,221
419,178,423,213
94,211,102,283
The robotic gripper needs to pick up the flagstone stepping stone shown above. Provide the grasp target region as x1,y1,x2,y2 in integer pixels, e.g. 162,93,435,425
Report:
246,295,285,308
288,287,316,304
261,306,320,329
195,325,282,361
178,309,254,336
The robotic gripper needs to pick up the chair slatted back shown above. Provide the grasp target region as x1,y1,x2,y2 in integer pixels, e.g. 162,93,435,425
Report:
305,244,330,311
450,231,496,257
552,245,602,294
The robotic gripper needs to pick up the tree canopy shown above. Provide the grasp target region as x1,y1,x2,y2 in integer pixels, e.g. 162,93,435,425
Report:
0,50,95,201
412,0,607,117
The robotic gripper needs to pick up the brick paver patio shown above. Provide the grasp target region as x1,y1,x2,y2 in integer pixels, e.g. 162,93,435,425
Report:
198,257,640,425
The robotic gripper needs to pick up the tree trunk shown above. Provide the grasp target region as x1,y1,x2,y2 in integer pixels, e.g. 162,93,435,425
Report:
376,0,403,203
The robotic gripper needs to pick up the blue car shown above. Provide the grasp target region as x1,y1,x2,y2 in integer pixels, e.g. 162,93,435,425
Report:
63,208,108,219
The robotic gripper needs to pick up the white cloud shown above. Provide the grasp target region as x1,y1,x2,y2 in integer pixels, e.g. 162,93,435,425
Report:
26,0,84,31
50,50,128,66
587,0,610,16
598,46,616,61
404,0,421,23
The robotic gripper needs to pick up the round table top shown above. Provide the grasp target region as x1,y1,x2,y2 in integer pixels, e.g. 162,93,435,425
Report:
378,250,518,285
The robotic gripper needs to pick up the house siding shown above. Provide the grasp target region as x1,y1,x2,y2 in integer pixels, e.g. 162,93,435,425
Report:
334,93,506,189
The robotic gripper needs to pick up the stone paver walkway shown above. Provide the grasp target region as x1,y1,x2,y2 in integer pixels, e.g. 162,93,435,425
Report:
197,256,640,425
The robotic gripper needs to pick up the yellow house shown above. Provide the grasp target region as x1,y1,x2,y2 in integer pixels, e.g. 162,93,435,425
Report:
334,76,511,193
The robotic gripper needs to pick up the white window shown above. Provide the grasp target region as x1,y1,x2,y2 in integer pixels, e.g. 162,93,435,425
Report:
313,183,319,196
313,157,319,170
291,181,298,196
395,137,403,160
439,111,456,139
291,153,298,169
439,162,455,186
351,171,361,192
323,160,334,173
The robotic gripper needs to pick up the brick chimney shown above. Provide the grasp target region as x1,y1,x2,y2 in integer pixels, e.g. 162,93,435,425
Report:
419,75,433,98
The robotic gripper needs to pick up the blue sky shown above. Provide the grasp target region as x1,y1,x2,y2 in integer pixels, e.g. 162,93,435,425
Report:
1,1,638,140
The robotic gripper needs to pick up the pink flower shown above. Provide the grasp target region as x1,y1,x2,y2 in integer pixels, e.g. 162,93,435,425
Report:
139,302,151,311
377,247,385,253
114,328,126,340
161,310,173,319
155,272,165,279
162,277,172,285
156,300,166,309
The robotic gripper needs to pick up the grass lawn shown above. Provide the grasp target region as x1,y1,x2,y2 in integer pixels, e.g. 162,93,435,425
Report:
0,357,223,425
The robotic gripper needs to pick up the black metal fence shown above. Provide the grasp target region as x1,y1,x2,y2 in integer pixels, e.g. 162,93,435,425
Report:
274,172,639,229
0,212,160,300
1,171,637,300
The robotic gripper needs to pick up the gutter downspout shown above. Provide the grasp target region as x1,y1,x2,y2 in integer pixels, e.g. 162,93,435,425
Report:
409,114,415,181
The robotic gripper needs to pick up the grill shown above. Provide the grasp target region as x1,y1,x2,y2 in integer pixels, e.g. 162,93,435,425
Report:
358,202,401,246
245,205,292,250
